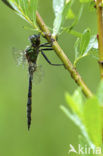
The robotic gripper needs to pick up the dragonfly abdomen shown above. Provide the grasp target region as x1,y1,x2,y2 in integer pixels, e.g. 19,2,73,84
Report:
27,76,32,130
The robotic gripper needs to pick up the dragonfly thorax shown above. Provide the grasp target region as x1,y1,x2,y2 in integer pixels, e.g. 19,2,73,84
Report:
25,46,39,63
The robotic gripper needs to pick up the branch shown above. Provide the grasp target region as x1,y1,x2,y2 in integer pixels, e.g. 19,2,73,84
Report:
96,0,103,143
96,0,103,79
36,11,93,98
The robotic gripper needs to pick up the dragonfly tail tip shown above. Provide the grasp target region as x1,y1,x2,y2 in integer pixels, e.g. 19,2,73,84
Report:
28,124,31,131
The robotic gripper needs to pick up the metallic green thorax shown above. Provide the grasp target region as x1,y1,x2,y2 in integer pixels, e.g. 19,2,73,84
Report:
25,46,39,63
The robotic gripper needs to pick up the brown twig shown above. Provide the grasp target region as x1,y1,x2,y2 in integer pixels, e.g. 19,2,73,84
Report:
36,11,93,98
96,0,103,143
96,0,103,79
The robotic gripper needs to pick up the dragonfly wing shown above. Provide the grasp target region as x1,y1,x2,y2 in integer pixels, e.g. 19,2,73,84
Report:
32,65,44,84
12,48,27,66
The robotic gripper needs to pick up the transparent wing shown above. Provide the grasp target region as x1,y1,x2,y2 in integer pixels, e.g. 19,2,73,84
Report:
32,65,44,84
12,47,27,66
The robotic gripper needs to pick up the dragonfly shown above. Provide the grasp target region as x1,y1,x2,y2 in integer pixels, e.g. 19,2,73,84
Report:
17,34,63,130
1,0,63,129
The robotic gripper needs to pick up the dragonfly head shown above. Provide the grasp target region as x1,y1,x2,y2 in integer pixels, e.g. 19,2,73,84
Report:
29,34,40,46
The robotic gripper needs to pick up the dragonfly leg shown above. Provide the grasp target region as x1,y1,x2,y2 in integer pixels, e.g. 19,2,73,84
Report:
41,51,63,66
40,43,52,47
40,48,53,51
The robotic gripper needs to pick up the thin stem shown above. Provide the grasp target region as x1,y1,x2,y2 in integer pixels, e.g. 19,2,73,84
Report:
96,0,103,144
36,11,93,98
96,0,103,79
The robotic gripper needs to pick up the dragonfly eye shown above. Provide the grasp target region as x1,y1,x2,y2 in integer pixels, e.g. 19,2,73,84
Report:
29,34,40,46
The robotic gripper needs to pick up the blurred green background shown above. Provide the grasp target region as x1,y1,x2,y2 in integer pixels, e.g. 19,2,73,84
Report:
0,1,99,156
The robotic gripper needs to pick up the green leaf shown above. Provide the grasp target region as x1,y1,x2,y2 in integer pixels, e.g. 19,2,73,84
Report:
67,29,82,38
68,4,84,30
62,4,83,36
2,0,38,27
53,0,65,36
97,80,103,106
83,96,102,146
89,0,96,12
80,29,91,55
60,105,95,147
60,105,82,127
66,8,75,19
74,37,80,61
62,0,75,22
72,88,84,112
65,92,79,113
80,0,90,3
74,32,98,66
65,90,83,119
27,0,38,23
88,38,99,60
